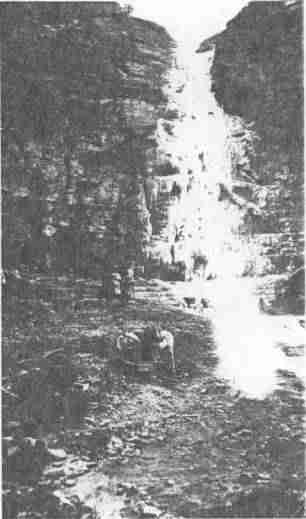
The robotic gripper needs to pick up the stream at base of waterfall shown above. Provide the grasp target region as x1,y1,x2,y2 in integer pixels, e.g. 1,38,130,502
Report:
152,43,305,400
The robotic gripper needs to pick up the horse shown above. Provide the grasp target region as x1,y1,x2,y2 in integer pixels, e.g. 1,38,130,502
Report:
116,326,176,374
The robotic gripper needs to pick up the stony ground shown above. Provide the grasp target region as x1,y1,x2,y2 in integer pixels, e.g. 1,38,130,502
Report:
3,275,305,518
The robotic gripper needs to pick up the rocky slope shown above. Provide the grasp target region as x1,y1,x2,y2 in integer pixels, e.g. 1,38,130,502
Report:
3,275,304,518
2,3,175,277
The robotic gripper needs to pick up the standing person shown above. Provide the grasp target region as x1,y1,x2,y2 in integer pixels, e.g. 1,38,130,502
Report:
142,325,160,362
120,262,135,304
170,244,175,265
158,329,176,373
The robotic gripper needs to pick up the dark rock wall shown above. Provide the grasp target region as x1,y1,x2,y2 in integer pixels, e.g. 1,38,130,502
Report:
198,0,303,277
2,3,175,276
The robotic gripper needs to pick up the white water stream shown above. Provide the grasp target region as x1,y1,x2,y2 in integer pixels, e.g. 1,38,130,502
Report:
155,44,305,399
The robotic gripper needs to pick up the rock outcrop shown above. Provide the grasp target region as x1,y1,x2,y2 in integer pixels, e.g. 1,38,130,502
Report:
198,1,303,273
198,0,303,308
2,3,175,276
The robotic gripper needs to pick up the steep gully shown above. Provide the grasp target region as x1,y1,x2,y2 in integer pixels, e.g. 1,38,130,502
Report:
57,38,305,518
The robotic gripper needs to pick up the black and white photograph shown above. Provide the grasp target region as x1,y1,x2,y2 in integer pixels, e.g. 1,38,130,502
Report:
2,0,305,517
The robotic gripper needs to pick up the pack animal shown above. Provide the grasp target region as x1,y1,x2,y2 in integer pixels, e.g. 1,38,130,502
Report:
116,332,142,363
116,327,176,374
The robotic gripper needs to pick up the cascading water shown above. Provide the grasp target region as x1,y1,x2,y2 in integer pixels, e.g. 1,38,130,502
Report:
154,43,305,399
159,48,248,279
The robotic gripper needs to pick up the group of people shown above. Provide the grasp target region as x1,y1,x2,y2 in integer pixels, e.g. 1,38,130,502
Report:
116,325,175,373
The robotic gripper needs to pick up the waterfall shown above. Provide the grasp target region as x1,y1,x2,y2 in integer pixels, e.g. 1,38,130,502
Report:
155,46,250,279
153,43,305,399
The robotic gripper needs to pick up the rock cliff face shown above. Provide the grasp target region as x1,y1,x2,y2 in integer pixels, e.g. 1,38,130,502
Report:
198,0,304,308
2,3,175,276
198,0,303,272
